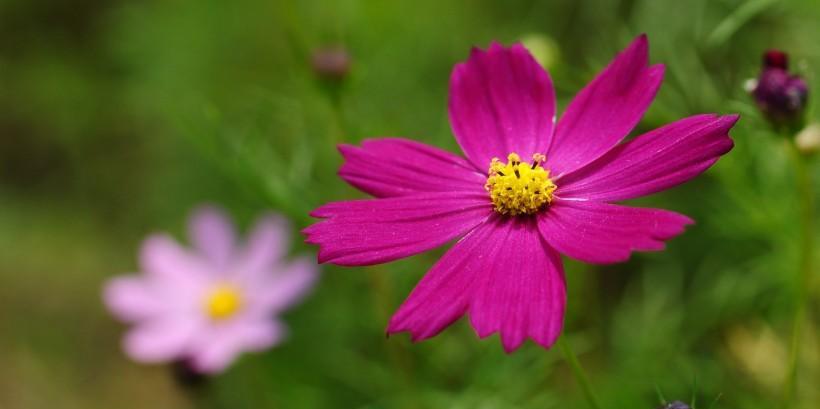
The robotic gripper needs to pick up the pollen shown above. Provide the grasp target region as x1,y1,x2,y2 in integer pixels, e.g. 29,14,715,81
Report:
205,284,243,320
485,153,556,216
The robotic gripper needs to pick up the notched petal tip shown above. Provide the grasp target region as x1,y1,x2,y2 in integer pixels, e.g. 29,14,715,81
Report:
337,143,357,152
315,249,333,265
502,339,523,354
630,33,649,54
385,323,448,344
336,144,357,161
467,41,540,64
722,113,742,128
468,46,483,58
617,34,651,74
307,204,340,219
466,327,560,354
679,214,696,227
712,114,740,154
300,222,320,235
383,324,424,344
648,63,666,79
487,41,506,52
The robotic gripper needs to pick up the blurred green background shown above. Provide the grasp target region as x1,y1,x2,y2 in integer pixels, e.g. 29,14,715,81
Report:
1,0,819,408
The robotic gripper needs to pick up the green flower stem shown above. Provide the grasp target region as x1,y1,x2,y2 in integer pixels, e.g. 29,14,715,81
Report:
367,267,415,384
783,142,814,409
558,336,603,409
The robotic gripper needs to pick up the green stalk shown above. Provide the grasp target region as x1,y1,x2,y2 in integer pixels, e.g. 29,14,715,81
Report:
558,337,603,409
782,141,814,409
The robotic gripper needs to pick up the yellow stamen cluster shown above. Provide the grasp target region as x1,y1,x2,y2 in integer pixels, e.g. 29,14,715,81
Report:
485,153,556,216
205,284,243,320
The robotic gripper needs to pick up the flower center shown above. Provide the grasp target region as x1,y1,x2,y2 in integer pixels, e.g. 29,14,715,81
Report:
485,153,556,216
205,284,243,320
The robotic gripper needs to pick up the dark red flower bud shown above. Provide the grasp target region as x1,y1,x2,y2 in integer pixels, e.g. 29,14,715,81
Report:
750,50,808,127
763,49,788,69
311,46,351,81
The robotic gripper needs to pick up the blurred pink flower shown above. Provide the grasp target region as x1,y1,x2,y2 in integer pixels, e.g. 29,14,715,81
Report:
104,206,318,374
305,35,738,352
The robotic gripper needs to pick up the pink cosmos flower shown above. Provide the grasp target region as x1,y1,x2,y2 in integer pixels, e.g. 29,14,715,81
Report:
304,35,738,352
104,206,318,373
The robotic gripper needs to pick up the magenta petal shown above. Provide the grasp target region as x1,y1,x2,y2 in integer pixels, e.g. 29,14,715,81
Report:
537,200,693,264
546,35,664,176
389,217,566,352
449,43,556,170
387,218,499,341
338,138,486,198
468,219,566,352
304,192,492,266
556,114,738,201
188,205,237,270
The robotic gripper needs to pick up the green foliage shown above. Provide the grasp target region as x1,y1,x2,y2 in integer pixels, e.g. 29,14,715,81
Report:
0,0,818,408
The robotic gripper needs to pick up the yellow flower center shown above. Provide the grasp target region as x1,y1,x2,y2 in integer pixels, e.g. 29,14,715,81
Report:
485,153,556,216
205,284,243,320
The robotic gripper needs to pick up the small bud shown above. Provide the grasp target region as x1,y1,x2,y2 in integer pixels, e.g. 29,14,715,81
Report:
520,34,560,70
795,123,820,155
749,49,809,127
656,401,690,409
311,46,351,81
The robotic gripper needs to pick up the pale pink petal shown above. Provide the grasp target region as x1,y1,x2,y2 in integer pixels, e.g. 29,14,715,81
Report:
189,320,285,374
546,35,664,176
304,192,492,266
556,114,737,201
338,138,486,198
248,256,318,315
387,218,500,341
235,213,291,277
537,200,693,264
123,317,202,363
103,276,164,322
139,234,212,289
449,43,556,170
468,219,566,352
137,235,211,310
188,205,237,270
